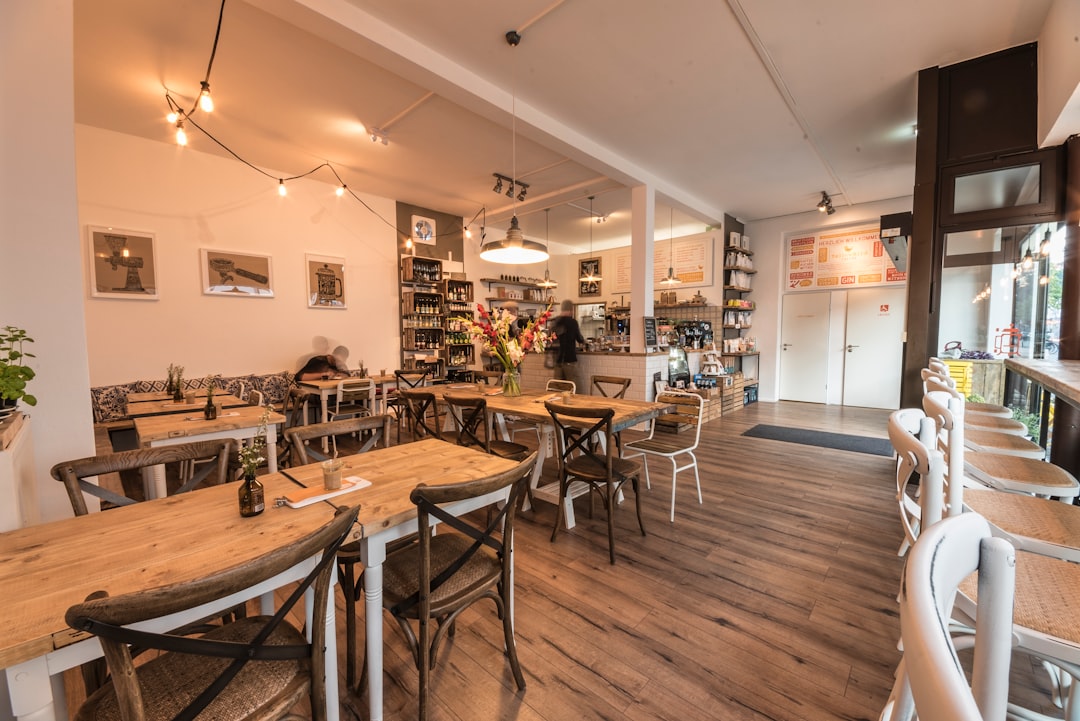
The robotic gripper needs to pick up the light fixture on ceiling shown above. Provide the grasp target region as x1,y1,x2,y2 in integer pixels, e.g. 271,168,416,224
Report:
175,117,188,146
538,209,558,289
277,179,287,197
817,191,835,215
1021,247,1034,270
369,127,389,145
660,207,682,286
464,207,486,242
479,30,549,265
198,81,214,113
492,173,529,201
492,176,503,194
1040,228,1052,256
578,196,602,282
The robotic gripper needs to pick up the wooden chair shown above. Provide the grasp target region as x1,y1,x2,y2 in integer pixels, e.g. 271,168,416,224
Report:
284,415,393,464
443,392,530,461
545,399,645,564
385,370,430,437
546,379,576,394
622,391,704,522
328,377,375,422
591,375,631,399
378,453,536,721
51,440,233,516
474,369,503,386
509,379,578,445
397,388,441,442
898,513,1016,721
65,505,359,721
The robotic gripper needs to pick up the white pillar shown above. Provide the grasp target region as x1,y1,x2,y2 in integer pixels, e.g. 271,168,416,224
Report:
629,185,655,353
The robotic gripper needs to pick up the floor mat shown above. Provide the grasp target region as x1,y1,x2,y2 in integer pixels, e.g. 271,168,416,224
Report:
741,424,893,457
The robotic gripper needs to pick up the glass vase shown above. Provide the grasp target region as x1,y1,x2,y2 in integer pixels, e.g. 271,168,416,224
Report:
502,366,521,397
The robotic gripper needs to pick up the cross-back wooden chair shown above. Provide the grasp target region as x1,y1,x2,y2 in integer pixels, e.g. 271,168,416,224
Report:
378,453,537,721
443,392,530,462
51,440,234,516
386,370,431,437
397,388,441,442
284,414,393,465
65,505,359,721
545,399,645,564
591,375,631,399
622,391,704,522
474,369,503,386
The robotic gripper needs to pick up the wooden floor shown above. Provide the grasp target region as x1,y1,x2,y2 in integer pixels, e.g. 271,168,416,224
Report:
67,400,1062,720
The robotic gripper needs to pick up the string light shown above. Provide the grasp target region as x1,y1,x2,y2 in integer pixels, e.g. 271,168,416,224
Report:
198,81,214,112
175,120,187,146
277,179,286,197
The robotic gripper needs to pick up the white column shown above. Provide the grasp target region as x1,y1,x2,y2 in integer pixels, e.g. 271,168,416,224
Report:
629,185,655,353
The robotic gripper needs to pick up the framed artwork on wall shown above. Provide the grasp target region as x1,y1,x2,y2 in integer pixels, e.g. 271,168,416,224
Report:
87,226,159,299
306,254,346,309
200,249,274,297
578,257,601,297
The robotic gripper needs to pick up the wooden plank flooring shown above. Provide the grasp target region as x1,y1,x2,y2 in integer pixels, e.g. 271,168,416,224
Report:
64,400,1062,720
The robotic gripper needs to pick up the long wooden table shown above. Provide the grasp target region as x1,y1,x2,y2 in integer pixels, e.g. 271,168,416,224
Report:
0,473,347,721
1,440,518,721
126,393,246,418
1004,358,1080,473
133,405,285,499
429,386,673,528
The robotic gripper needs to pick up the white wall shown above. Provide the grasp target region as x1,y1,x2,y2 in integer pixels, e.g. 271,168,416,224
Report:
77,126,401,384
745,196,914,403
1,0,97,523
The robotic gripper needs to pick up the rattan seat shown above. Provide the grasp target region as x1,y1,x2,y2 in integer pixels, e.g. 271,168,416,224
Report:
963,413,1028,435
963,488,1080,562
963,427,1046,459
965,451,1080,499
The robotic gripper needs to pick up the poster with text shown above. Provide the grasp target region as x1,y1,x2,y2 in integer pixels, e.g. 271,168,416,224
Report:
785,225,906,291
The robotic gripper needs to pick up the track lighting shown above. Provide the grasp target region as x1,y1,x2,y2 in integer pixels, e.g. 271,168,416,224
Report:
492,176,503,194
517,186,527,202
369,128,388,145
817,191,835,215
492,173,529,200
506,181,515,199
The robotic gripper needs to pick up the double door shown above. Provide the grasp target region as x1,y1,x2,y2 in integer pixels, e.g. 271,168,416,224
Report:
779,287,905,409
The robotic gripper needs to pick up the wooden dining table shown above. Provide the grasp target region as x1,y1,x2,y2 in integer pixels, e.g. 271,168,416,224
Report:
126,393,247,418
133,405,285,499
0,472,349,721
1,439,518,721
429,385,674,528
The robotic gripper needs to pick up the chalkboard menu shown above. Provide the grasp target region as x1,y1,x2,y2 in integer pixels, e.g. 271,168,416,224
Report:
643,316,658,349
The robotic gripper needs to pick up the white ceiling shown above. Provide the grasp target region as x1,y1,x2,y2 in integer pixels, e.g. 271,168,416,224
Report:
73,0,1055,253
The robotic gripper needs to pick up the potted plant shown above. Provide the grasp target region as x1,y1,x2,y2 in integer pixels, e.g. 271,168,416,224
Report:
0,325,37,414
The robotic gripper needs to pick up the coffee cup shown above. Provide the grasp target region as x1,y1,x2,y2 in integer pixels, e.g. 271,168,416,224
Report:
322,459,344,490
184,391,196,404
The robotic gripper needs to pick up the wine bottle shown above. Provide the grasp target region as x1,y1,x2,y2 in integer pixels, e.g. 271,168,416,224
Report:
238,473,265,517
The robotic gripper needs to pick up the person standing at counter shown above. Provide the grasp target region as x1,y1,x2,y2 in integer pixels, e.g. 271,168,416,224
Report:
551,299,585,391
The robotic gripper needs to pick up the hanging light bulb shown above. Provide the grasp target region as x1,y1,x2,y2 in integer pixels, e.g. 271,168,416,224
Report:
1040,275,1050,286
175,120,187,146
166,110,179,124
1021,248,1034,270
1040,228,1052,256
538,209,558,289
660,207,682,286
578,196,603,282
479,31,549,265
277,179,287,197
335,184,346,197
198,81,214,113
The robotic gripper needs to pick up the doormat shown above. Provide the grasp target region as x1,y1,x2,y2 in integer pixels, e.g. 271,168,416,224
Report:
741,424,893,457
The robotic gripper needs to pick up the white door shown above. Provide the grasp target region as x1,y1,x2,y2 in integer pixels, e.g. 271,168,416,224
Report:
842,287,906,409
779,292,830,403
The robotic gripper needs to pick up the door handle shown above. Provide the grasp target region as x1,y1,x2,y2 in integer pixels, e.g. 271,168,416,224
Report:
782,343,792,350
846,344,859,353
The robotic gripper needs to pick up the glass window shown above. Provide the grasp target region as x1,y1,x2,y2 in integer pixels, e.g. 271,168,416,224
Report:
952,164,1040,214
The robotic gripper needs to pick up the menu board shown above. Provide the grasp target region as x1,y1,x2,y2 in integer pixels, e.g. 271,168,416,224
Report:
643,317,658,348
786,225,906,291
611,230,716,293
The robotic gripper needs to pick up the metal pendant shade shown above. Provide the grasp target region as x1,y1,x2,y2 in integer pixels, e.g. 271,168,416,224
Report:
479,216,549,264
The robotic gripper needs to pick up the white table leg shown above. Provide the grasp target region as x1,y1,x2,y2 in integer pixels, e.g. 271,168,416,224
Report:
315,576,339,721
362,541,387,721
4,657,61,721
148,463,167,500
265,425,278,473
320,391,331,453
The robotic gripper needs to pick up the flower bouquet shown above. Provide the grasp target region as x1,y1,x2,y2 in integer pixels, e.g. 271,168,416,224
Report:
463,302,553,396
238,406,270,478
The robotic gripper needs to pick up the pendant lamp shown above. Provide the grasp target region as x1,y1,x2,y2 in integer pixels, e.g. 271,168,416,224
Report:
538,209,558,289
479,30,548,265
660,207,682,285
579,196,602,282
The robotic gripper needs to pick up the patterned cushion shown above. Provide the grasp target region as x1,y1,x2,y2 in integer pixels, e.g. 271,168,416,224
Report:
182,376,207,390
253,371,293,406
135,379,169,393
216,375,253,398
90,383,137,423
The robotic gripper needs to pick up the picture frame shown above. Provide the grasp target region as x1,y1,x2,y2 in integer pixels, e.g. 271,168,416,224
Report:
200,249,274,297
578,257,601,297
87,226,159,299
306,254,346,309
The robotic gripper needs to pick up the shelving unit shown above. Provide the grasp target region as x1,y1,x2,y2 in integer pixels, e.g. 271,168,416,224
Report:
442,278,475,371
480,277,556,316
721,214,758,396
399,256,444,376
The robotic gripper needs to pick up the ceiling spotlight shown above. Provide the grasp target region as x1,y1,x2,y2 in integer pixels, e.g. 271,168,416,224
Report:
369,128,388,145
506,181,515,199
492,176,503,194
817,191,835,215
517,186,527,202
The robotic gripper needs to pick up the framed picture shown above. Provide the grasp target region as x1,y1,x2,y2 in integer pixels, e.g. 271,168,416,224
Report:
411,214,437,246
578,257,601,297
200,249,274,297
87,226,158,299
306,254,346,309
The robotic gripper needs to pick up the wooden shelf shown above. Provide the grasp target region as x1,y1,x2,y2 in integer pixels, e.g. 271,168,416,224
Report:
480,277,544,289
653,303,711,310
723,266,757,273
724,246,753,256
723,285,753,293
484,297,553,306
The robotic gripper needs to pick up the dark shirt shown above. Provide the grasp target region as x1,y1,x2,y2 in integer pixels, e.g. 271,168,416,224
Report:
552,315,585,363
295,354,347,382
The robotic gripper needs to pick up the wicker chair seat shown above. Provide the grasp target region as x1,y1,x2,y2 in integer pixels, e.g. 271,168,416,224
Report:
74,618,309,721
383,535,501,616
